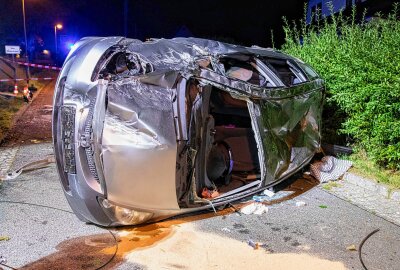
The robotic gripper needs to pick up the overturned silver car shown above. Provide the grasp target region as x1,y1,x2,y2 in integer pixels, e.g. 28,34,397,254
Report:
52,37,324,226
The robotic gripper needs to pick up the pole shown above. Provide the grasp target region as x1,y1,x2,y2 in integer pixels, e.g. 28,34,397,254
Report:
22,0,30,83
124,0,128,36
54,26,58,64
12,54,16,86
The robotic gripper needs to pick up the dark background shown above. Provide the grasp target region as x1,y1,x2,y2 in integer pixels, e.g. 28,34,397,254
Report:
0,0,307,59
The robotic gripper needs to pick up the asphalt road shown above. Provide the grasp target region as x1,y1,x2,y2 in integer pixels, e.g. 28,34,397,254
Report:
1,143,399,270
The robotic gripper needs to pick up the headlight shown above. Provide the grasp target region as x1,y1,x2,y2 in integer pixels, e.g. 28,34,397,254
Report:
98,198,154,225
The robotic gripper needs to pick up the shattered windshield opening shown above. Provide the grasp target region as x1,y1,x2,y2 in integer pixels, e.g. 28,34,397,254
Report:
259,58,306,87
219,57,273,87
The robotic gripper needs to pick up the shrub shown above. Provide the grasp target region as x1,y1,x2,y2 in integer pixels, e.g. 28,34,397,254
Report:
281,4,400,170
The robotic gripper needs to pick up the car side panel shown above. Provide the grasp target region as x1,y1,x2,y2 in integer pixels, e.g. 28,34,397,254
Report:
102,78,180,210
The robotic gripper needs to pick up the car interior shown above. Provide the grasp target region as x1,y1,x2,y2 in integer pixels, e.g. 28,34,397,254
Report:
177,79,261,207
176,56,308,207
206,89,261,194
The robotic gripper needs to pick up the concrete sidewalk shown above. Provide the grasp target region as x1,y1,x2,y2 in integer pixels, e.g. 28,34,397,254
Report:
322,174,400,226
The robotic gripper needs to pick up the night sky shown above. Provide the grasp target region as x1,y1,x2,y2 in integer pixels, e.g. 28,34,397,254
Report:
0,0,307,55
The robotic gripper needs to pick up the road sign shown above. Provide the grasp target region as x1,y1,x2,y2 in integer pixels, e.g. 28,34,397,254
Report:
5,45,21,54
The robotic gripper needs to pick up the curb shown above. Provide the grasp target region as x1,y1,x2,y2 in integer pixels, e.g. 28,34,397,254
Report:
343,172,400,202
0,146,19,178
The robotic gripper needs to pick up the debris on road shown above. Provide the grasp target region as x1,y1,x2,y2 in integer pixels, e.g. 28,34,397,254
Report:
221,227,231,233
346,244,357,251
252,190,295,203
201,187,220,199
0,236,10,241
240,203,268,215
241,203,257,214
263,189,275,197
247,239,260,250
295,201,307,207
0,255,6,264
359,229,380,270
253,195,268,202
0,155,55,181
253,204,269,215
310,156,352,183
228,203,241,216
319,205,328,209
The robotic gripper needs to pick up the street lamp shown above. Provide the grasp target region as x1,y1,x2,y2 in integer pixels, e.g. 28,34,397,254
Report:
54,23,63,64
22,0,30,82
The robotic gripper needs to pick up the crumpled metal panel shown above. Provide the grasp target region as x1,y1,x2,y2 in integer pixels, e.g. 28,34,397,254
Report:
101,78,179,210
258,86,324,183
126,39,200,72
171,37,291,60
125,37,293,75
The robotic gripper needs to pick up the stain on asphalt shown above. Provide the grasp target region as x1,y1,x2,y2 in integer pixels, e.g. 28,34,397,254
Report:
167,263,187,269
291,241,301,247
17,174,320,269
128,236,140,242
19,206,240,269
284,236,292,242
233,223,245,229
19,233,117,270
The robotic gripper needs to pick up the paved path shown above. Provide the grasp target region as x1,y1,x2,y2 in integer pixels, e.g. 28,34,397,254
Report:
0,143,399,270
322,179,400,226
1,80,54,146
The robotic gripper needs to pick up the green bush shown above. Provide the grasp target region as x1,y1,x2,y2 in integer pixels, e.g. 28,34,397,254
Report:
281,4,400,170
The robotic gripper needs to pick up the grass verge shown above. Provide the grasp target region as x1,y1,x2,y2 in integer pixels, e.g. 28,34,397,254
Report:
322,182,341,191
347,151,400,190
0,97,25,142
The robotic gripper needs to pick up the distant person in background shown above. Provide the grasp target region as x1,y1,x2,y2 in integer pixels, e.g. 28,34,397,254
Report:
22,86,32,103
28,84,37,92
